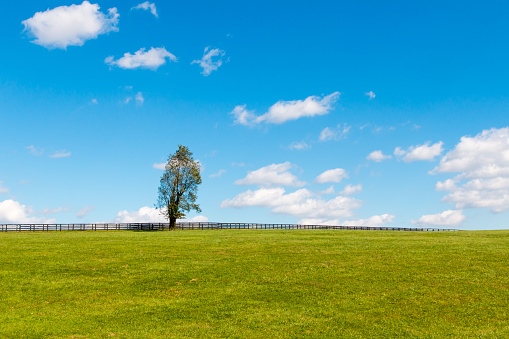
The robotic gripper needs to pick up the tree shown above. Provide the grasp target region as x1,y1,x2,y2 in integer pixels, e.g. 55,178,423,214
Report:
157,145,202,229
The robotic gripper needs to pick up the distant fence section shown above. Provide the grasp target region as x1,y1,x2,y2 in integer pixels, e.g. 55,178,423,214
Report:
0,222,458,232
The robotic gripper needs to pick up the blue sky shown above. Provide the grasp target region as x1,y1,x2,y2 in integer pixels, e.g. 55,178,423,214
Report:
1,1,509,229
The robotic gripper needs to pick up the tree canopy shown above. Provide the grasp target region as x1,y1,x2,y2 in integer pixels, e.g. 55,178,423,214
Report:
157,145,202,229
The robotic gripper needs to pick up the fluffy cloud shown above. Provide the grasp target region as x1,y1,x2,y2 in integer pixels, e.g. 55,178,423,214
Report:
49,150,71,158
105,47,177,70
366,150,392,162
153,162,166,170
22,1,119,49
231,92,340,126
435,179,457,191
365,91,376,100
221,187,361,220
113,206,208,223
132,2,158,17
0,200,55,223
192,47,226,76
411,210,465,227
0,182,9,194
315,168,348,184
340,184,362,195
319,124,351,142
343,214,395,226
394,141,444,162
432,128,509,213
433,128,509,177
235,162,305,187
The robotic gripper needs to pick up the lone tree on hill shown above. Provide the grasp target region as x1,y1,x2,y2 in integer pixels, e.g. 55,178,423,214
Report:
157,145,202,229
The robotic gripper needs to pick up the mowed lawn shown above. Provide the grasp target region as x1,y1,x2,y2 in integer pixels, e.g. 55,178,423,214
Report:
0,230,508,338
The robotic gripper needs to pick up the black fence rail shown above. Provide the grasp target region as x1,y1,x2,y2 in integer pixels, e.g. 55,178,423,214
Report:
0,222,458,232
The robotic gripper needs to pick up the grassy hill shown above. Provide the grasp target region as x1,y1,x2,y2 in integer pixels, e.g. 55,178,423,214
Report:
0,230,508,338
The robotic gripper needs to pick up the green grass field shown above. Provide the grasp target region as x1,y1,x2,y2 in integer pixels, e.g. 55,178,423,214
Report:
0,230,508,338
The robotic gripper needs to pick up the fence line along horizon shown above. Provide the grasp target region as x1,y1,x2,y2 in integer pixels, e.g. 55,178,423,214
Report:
0,222,458,232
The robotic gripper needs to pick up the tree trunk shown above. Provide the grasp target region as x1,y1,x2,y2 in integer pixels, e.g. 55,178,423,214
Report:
169,216,177,230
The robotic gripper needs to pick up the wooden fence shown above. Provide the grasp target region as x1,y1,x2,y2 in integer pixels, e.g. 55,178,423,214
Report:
0,222,458,232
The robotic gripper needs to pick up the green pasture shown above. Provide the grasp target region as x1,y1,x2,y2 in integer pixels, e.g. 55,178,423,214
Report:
0,230,508,338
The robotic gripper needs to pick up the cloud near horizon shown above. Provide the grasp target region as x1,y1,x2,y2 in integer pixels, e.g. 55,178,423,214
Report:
235,162,305,187
221,187,362,221
0,199,56,223
113,206,208,223
431,127,509,213
411,210,465,227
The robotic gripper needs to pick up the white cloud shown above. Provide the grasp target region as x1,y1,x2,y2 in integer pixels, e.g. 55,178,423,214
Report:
232,92,340,126
114,206,167,223
394,141,444,162
49,150,71,158
432,128,509,177
181,215,210,223
0,200,55,223
22,1,119,49
26,145,43,156
343,214,395,226
153,162,165,170
221,187,361,220
320,186,335,195
435,179,457,191
106,47,177,70
191,47,226,76
289,141,310,150
340,184,362,196
315,168,348,184
411,210,465,227
90,98,98,104
36,207,68,215
76,206,95,218
365,91,376,100
135,92,144,105
0,182,9,194
230,105,257,126
235,162,305,187
366,150,392,162
431,128,509,213
131,2,158,17
210,169,226,178
113,206,207,223
319,124,351,142
298,218,340,225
